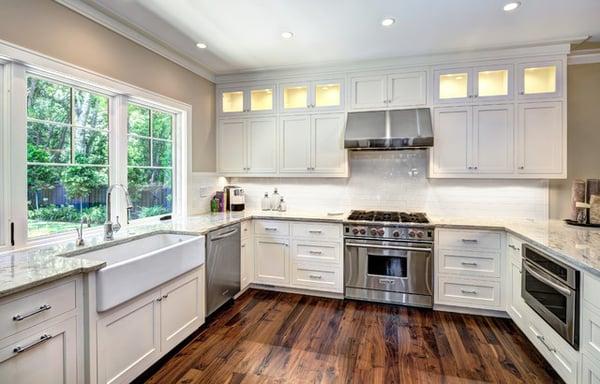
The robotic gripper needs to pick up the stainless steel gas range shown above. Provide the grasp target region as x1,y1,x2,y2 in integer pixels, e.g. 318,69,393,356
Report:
344,210,434,308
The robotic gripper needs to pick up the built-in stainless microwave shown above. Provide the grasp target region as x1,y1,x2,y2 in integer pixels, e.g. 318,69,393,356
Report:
521,244,580,349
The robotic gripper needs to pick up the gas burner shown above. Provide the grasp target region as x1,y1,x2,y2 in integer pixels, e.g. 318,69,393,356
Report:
347,210,430,224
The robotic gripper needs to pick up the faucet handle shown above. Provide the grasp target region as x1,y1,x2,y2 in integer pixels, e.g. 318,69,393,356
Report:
113,216,122,233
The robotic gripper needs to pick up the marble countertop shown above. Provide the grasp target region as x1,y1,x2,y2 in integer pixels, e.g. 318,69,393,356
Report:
1,210,599,298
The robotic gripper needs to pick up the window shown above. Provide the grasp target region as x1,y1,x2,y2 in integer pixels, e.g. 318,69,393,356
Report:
127,103,173,220
26,76,109,238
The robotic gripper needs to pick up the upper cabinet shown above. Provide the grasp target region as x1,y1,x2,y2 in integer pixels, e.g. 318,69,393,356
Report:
349,70,427,110
517,60,563,100
280,78,344,113
218,83,276,116
434,65,513,104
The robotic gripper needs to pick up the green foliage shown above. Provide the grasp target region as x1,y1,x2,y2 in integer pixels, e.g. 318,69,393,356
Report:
27,144,61,192
152,110,172,139
128,104,150,136
62,157,108,202
28,205,106,225
139,205,169,218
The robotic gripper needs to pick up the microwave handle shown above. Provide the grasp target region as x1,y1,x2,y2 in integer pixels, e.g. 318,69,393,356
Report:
345,242,432,253
524,262,572,297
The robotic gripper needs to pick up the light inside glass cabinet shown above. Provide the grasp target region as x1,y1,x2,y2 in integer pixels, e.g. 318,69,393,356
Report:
439,73,468,99
251,89,273,111
315,83,340,107
478,70,508,97
524,66,556,94
222,91,244,113
283,86,308,109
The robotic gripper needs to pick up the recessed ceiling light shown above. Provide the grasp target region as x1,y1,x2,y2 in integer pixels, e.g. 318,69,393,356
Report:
281,31,294,39
381,18,395,27
503,2,521,12
196,42,207,49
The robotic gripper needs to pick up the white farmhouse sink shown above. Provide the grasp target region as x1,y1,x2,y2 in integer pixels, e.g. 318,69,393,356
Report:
82,233,205,312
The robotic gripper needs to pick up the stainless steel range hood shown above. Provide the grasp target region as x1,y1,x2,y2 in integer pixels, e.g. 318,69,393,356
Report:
344,108,433,150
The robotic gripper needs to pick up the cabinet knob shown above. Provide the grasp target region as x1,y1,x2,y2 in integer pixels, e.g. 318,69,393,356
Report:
467,166,473,170
518,166,525,170
473,166,478,170
519,91,524,95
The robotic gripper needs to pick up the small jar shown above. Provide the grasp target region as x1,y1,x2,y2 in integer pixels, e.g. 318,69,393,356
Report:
261,193,271,211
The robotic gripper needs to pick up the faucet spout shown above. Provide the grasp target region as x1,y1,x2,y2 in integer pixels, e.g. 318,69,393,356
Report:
104,184,133,241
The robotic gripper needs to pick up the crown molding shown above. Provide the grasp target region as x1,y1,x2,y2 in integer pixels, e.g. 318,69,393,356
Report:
54,0,215,82
568,49,600,65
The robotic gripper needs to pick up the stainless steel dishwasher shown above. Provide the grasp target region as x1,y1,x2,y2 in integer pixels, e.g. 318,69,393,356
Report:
206,223,241,316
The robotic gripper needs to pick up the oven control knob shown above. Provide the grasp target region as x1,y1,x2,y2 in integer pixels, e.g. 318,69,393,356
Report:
352,228,359,235
392,230,400,237
370,228,378,236
408,231,416,238
416,231,424,238
359,228,366,235
377,228,385,236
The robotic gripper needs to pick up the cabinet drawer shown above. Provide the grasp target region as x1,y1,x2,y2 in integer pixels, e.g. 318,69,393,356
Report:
0,279,77,341
584,273,600,309
437,229,502,251
254,220,290,237
292,263,341,293
292,222,341,240
241,220,253,239
438,249,500,278
292,241,340,264
436,276,501,309
582,302,600,363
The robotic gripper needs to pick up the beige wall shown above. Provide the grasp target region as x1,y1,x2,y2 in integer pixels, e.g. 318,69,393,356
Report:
549,63,600,218
0,0,216,172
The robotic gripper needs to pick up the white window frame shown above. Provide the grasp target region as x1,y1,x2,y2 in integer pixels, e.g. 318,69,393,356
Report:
0,41,191,249
0,62,9,252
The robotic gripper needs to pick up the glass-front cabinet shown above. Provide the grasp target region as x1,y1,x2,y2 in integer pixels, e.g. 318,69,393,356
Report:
218,84,276,115
517,60,562,100
280,78,344,113
434,65,513,104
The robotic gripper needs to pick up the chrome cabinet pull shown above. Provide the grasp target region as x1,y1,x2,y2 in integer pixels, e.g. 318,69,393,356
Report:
13,334,53,354
156,297,162,302
379,278,395,284
265,227,278,231
309,274,322,280
460,289,478,294
308,230,323,234
536,335,557,353
308,250,323,255
461,261,478,266
13,304,52,321
461,239,479,243
518,166,525,170
508,244,521,251
162,294,169,299
221,289,230,296
345,242,432,252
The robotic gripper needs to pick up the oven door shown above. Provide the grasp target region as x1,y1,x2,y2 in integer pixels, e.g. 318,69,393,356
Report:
344,239,432,296
522,260,578,348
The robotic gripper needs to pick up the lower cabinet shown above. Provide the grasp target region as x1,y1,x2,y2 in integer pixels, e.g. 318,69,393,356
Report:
96,267,205,384
505,235,526,328
0,316,78,384
254,237,290,285
582,354,600,384
241,237,254,290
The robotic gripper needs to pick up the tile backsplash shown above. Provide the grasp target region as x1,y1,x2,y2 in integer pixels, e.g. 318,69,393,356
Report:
228,151,549,220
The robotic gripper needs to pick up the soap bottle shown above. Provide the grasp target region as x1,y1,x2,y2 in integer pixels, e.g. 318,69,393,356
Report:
261,192,271,211
271,188,281,210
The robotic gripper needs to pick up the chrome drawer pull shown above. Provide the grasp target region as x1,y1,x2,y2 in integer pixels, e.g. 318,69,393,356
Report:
309,274,322,280
461,239,479,243
13,304,52,321
461,262,478,266
460,289,478,295
13,334,53,354
345,243,432,252
536,335,557,353
379,278,395,284
508,244,521,251
265,227,278,231
308,250,323,255
308,230,323,234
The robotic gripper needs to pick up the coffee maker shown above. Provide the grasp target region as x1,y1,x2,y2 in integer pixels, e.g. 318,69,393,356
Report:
224,186,245,211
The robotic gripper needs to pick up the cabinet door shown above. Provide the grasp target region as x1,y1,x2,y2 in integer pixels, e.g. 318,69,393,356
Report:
517,102,563,175
160,270,203,352
387,71,427,107
349,75,387,110
218,119,247,173
473,65,513,102
248,86,275,114
313,79,344,111
432,106,473,174
241,238,254,290
279,115,311,173
97,289,161,384
246,117,277,174
434,68,472,104
0,317,78,384
311,113,346,174
582,354,600,384
472,104,514,173
218,89,246,115
254,238,290,286
280,82,310,113
517,60,563,100
507,257,525,329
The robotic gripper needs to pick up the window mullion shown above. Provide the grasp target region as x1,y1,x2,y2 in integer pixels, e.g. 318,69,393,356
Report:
111,95,129,227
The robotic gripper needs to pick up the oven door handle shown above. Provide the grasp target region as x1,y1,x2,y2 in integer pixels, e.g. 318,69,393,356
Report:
345,242,432,253
524,262,572,297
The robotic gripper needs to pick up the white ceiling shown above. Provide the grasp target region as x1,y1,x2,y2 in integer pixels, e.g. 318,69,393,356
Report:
81,0,600,75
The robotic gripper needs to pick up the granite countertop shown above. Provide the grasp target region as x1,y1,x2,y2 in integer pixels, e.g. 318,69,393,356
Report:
1,210,599,298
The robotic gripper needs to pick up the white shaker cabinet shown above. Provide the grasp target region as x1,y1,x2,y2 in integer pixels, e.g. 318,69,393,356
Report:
254,238,290,286
240,220,254,291
217,83,276,116
349,70,427,110
517,60,563,100
218,118,246,173
434,65,513,105
472,104,514,174
516,101,564,176
279,115,311,173
432,106,472,175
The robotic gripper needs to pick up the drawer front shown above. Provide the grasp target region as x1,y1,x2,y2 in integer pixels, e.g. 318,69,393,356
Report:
241,220,253,239
584,273,600,308
436,276,501,309
292,263,341,292
292,241,341,264
292,222,341,240
437,229,502,251
254,220,290,237
0,279,77,341
583,303,600,362
438,249,500,278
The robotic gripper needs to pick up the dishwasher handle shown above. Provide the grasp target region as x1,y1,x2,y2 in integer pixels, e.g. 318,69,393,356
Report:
210,228,239,241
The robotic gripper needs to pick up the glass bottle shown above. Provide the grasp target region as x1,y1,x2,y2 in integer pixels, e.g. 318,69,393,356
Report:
271,188,281,210
261,192,271,211
279,197,287,212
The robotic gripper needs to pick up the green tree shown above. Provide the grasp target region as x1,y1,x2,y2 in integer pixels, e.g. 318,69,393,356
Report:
62,155,108,215
27,144,60,209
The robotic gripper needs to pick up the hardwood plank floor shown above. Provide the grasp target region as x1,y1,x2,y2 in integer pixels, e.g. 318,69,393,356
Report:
142,289,562,384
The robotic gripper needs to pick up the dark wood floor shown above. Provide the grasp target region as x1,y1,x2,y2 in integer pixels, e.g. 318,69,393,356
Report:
144,289,562,384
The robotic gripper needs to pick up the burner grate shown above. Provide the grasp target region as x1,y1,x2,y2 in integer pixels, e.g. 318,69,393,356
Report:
347,210,429,224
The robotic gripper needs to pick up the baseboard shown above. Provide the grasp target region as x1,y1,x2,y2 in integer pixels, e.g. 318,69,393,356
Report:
434,304,510,318
250,283,345,300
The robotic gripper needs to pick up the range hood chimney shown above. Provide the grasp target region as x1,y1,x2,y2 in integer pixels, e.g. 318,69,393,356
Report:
344,108,433,150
